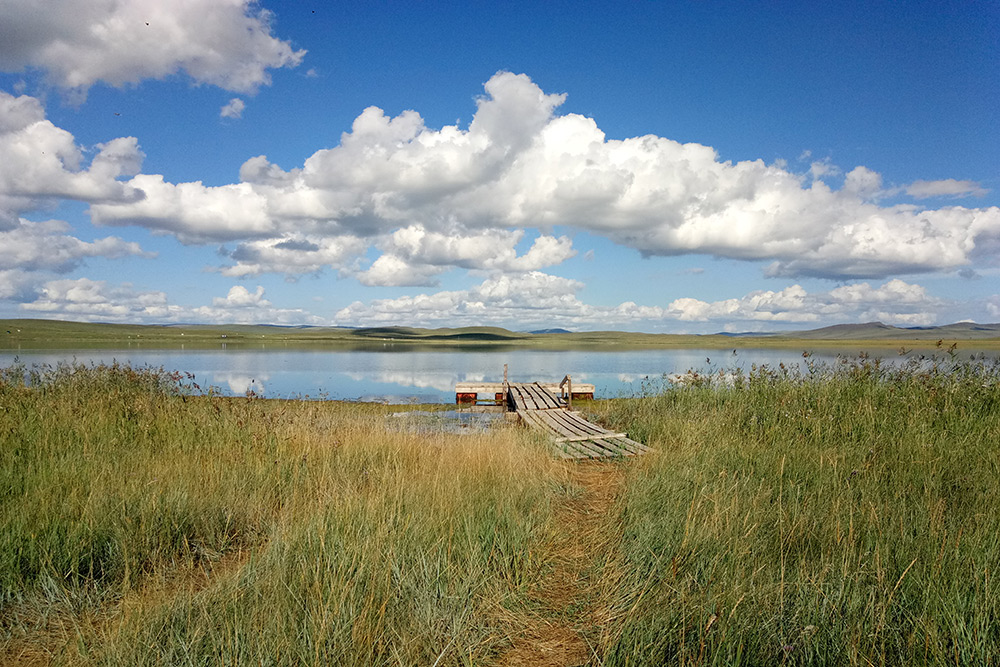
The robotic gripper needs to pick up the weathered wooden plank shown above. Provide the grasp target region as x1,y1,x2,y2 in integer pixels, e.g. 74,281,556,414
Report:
619,438,650,454
555,435,611,459
521,383,562,410
473,379,648,459
553,432,628,443
549,411,608,439
529,417,640,457
521,411,601,457
556,440,594,459
531,406,641,457
605,439,643,456
456,382,595,400
531,409,587,441
528,413,621,458
534,383,562,408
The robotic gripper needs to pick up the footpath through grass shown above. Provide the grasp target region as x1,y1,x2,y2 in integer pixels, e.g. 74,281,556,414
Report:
2,355,1000,665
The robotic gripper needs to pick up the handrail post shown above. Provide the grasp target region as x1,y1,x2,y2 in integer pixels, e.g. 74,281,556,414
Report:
560,374,572,410
503,364,509,411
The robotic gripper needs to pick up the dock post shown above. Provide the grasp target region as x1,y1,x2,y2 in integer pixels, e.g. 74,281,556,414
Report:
503,364,509,411
560,374,572,410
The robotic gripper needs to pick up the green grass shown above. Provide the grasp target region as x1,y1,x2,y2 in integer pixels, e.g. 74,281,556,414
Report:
588,356,1000,665
0,362,561,665
4,357,1000,665
5,318,1000,351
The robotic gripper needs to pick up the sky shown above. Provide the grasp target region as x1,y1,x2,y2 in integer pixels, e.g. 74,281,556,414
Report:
0,0,998,333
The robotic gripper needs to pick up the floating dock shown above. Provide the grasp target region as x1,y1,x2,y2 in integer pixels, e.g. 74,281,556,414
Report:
456,378,648,459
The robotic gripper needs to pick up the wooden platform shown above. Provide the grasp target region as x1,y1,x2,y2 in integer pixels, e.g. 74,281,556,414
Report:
455,381,594,405
505,382,649,460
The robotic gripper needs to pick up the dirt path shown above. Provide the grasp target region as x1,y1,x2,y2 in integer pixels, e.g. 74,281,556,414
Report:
496,461,625,667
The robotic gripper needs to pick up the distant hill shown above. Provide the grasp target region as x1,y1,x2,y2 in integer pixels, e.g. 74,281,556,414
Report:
778,321,1000,341
714,331,775,338
3,318,1000,349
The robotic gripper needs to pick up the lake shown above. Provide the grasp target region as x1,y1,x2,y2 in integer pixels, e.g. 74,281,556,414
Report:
1,344,992,402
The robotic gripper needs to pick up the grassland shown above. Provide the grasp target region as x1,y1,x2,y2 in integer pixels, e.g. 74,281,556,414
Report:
587,356,1000,665
2,356,999,665
4,318,1000,351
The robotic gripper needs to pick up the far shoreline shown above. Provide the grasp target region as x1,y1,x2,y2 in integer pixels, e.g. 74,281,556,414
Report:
3,318,1000,351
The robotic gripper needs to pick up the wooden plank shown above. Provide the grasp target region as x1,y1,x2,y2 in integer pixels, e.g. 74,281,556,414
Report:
599,438,641,456
556,440,594,459
619,438,650,454
541,412,615,452
549,411,606,439
523,411,620,458
582,438,632,458
554,433,628,443
604,439,643,456
521,411,600,456
556,435,612,459
522,384,557,410
512,383,562,411
531,409,584,439
505,379,647,459
456,381,595,395
545,411,644,457
531,383,564,409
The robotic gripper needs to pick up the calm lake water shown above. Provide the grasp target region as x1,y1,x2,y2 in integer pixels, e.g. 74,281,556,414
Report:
1,344,993,403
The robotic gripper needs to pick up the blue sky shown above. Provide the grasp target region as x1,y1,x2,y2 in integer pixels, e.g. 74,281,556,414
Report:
1,0,997,332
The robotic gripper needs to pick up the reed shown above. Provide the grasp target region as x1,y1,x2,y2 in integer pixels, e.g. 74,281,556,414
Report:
5,356,999,665
589,355,1000,665
1,362,561,665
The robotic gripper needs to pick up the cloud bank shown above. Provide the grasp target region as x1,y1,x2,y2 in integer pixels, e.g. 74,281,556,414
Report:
2,62,997,329
333,273,945,331
80,72,999,284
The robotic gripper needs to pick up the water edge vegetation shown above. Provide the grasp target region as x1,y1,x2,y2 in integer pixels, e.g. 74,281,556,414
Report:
2,353,999,665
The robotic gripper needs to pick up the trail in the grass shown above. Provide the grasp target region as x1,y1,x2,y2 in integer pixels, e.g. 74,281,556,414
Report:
496,461,624,667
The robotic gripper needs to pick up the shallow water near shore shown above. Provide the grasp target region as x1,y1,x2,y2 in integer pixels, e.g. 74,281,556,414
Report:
389,409,510,435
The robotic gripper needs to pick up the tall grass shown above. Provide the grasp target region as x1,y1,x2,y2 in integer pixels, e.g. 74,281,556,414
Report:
590,355,1000,665
1,362,561,665
7,356,1000,665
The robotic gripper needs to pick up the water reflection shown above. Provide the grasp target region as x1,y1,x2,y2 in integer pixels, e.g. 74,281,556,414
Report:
212,372,269,396
2,345,995,403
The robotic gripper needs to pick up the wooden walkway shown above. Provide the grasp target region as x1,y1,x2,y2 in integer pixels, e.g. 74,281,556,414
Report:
506,382,649,459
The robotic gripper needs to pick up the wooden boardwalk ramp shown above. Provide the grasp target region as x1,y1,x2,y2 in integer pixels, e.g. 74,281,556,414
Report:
507,382,649,459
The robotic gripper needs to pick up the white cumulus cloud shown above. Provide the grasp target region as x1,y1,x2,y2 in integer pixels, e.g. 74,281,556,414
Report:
0,0,305,96
219,234,367,277
17,279,321,325
334,274,946,331
0,218,151,273
0,91,145,226
21,278,175,321
82,72,998,282
353,226,576,286
220,97,246,119
905,179,989,199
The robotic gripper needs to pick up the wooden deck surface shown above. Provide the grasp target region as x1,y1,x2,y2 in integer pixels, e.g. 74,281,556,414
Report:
506,382,649,459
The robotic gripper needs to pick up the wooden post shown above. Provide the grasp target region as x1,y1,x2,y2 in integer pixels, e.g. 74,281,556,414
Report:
503,364,509,412
560,374,572,410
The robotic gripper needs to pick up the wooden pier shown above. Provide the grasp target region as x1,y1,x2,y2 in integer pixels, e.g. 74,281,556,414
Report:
456,377,648,460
